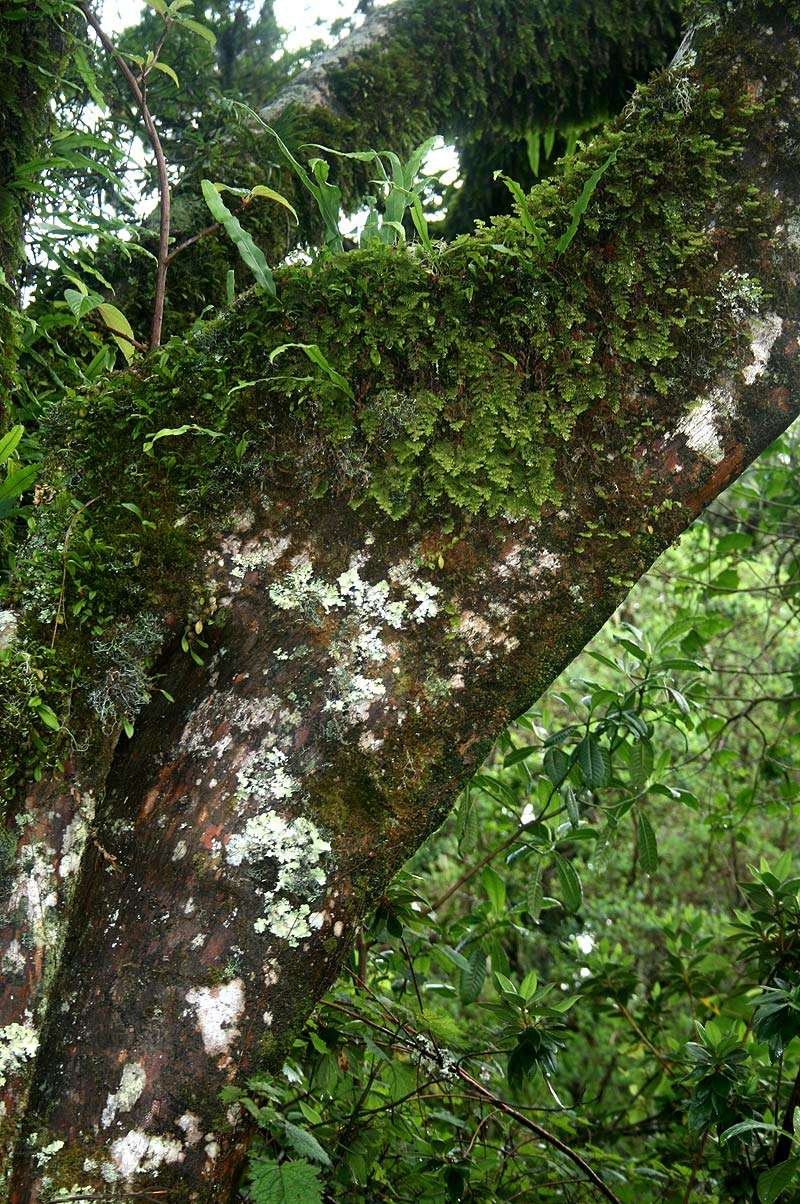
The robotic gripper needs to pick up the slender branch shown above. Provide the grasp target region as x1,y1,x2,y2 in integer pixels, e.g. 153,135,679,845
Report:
165,221,221,264
455,1067,622,1204
80,3,171,350
774,1060,800,1166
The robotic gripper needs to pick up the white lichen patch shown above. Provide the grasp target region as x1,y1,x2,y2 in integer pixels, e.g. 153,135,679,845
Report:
0,1018,39,1087
185,978,245,1059
176,1112,202,1145
675,384,734,464
59,794,95,879
33,1139,65,1167
236,744,299,805
225,810,331,947
1,939,25,975
104,1129,185,1181
218,531,291,592
742,312,783,385
101,1061,147,1128
268,553,439,728
7,841,59,949
0,609,18,649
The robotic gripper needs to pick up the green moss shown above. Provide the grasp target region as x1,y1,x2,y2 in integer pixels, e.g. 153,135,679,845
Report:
1,0,793,802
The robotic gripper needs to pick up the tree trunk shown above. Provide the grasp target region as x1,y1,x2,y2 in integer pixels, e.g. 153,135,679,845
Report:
2,0,799,1198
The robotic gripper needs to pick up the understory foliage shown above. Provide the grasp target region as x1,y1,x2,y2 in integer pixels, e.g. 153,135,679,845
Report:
2,0,800,1201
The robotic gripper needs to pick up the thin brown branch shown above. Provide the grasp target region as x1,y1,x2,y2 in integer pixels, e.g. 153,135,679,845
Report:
80,3,171,350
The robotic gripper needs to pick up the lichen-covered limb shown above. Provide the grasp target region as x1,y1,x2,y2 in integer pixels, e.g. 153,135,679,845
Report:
141,0,683,335
4,1,800,1197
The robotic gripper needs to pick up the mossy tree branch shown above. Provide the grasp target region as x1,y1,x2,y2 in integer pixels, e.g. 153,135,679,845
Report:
1,0,799,1199
112,0,683,337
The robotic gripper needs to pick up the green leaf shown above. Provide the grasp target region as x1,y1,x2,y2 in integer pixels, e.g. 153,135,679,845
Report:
553,852,582,912
143,423,223,455
0,462,38,506
577,735,610,788
248,185,299,224
758,1159,800,1204
33,702,60,731
64,287,102,320
721,1121,788,1143
178,16,216,44
459,946,487,1004
0,425,23,467
629,737,653,788
555,151,617,255
73,46,106,109
481,866,507,914
504,744,537,768
200,180,275,294
97,303,136,363
636,810,658,874
282,1121,330,1167
269,343,354,400
149,60,180,87
562,783,580,828
247,1158,323,1204
526,862,544,921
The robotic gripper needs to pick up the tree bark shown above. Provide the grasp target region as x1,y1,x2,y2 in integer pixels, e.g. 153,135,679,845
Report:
2,0,799,1199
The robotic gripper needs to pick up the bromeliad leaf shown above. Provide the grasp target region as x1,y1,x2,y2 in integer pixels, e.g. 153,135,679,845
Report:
200,180,276,294
269,343,354,400
143,423,224,455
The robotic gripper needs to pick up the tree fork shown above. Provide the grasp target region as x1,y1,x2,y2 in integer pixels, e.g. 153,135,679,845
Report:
1,1,799,1199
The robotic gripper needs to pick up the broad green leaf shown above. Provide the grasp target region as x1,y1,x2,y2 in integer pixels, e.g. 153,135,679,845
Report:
553,852,582,912
577,735,611,788
178,16,216,44
629,737,654,788
0,462,37,505
544,745,569,786
459,946,487,1004
149,60,179,87
481,866,506,915
636,810,658,874
64,287,102,320
0,425,23,467
758,1159,800,1204
247,1157,322,1204
248,185,299,223
283,1121,330,1167
721,1121,788,1143
97,303,136,363
143,423,223,455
